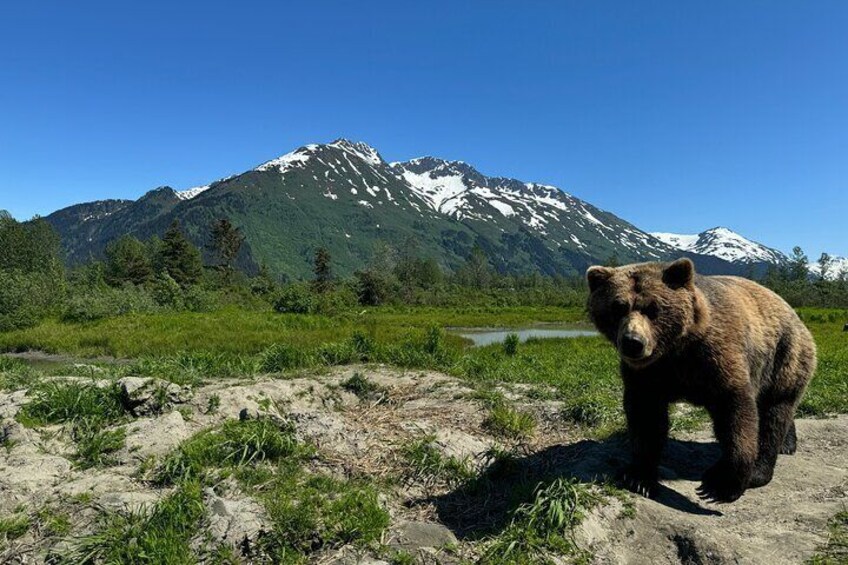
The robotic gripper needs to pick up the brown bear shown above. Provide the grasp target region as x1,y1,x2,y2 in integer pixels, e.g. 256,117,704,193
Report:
586,258,816,503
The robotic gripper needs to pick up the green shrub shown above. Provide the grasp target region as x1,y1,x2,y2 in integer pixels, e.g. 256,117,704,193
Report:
313,286,358,315
273,284,314,314
424,325,444,355
182,286,217,312
151,273,185,309
340,372,387,401
0,270,58,331
482,478,600,564
483,404,536,440
62,285,159,322
349,331,376,360
503,333,520,356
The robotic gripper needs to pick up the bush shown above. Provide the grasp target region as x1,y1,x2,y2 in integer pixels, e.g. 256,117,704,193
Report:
182,286,216,312
62,285,159,323
313,286,358,315
503,333,520,356
0,270,59,331
273,284,314,314
151,273,185,309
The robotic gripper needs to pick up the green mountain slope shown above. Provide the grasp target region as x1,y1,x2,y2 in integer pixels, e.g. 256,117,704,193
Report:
44,139,746,278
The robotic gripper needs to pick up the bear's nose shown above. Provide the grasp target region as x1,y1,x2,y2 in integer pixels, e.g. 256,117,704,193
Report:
620,333,646,358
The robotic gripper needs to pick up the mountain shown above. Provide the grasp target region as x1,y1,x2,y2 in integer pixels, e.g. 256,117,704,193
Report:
651,227,788,268
808,255,848,281
44,139,747,278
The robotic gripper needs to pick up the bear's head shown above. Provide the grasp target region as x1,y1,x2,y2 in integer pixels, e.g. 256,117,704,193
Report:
586,258,707,369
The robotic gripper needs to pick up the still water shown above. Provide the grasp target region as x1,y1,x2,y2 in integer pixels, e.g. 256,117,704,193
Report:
451,326,599,347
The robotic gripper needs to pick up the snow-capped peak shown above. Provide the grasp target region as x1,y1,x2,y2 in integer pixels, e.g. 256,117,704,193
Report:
808,255,848,280
255,144,317,173
175,185,210,200
392,158,469,215
328,139,383,166
651,227,787,264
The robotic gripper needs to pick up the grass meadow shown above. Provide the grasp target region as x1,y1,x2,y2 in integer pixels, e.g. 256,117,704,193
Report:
1,305,845,563
0,305,844,423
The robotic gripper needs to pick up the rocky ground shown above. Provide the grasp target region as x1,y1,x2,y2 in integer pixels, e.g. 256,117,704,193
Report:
0,365,845,564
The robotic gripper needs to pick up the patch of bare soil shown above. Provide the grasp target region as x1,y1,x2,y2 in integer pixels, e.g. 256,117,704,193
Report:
0,365,844,564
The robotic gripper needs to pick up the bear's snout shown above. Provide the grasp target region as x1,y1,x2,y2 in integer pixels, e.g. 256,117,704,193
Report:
620,332,647,359
617,313,655,363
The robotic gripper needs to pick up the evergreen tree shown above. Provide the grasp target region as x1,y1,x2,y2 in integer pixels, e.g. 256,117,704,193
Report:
604,252,620,268
0,216,65,331
105,235,153,286
311,247,333,294
208,218,245,276
459,245,492,289
159,220,203,288
817,253,833,281
788,246,809,282
0,216,63,276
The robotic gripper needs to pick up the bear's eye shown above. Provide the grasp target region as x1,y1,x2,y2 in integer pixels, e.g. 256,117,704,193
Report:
642,302,660,320
611,299,629,318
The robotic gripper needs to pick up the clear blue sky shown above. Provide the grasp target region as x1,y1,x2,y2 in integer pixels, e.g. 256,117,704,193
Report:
1,1,846,257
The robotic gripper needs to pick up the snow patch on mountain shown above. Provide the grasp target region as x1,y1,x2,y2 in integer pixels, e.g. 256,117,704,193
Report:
176,185,210,200
650,232,699,250
329,139,383,166
808,255,848,280
652,227,787,264
255,145,316,173
396,167,468,215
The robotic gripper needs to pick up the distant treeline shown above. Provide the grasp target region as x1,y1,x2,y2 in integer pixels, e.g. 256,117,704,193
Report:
0,213,845,332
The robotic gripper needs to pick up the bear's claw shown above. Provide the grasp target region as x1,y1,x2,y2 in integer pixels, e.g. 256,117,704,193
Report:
617,467,659,499
696,464,746,503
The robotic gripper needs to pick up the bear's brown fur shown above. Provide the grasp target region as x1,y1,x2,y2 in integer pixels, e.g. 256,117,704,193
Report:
586,258,816,502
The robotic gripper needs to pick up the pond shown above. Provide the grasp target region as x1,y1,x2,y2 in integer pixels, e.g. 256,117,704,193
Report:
449,326,599,347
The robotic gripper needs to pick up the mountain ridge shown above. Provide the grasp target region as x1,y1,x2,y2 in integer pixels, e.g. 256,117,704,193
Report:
42,139,770,279
651,227,788,266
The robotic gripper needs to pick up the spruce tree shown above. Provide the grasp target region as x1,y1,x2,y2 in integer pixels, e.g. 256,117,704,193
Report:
159,220,203,288
312,247,333,294
209,218,245,276
105,235,153,286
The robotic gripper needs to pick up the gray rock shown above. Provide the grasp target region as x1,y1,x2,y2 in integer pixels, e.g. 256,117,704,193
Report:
98,490,161,513
392,521,458,550
205,488,269,553
122,410,190,462
118,377,192,416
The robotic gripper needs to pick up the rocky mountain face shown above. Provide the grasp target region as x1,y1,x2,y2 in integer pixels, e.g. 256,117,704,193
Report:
44,139,753,278
651,227,788,266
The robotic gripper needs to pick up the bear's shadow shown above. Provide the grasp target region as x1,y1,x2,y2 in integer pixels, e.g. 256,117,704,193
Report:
415,434,722,541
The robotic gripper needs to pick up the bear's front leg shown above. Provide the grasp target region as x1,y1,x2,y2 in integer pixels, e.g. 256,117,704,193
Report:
621,382,669,498
698,389,758,503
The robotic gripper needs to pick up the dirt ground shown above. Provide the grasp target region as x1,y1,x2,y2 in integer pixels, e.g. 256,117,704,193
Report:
1,365,845,564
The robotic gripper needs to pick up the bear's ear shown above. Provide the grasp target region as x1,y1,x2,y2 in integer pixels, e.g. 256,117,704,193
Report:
662,258,695,289
587,266,614,293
